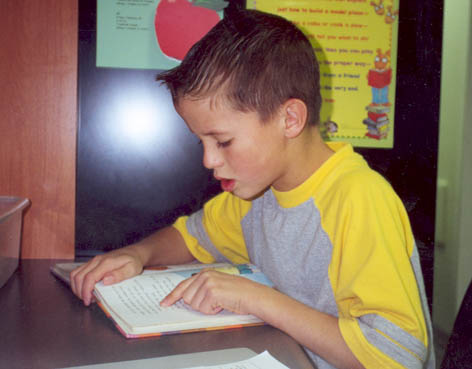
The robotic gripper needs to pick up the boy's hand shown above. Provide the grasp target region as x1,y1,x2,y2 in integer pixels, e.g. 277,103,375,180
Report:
160,269,263,315
70,251,144,306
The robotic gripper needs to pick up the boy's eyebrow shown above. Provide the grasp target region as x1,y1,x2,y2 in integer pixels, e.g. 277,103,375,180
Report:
189,129,227,138
201,130,227,136
186,126,228,137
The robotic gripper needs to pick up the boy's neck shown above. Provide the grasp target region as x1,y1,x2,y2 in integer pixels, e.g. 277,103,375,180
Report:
274,125,334,192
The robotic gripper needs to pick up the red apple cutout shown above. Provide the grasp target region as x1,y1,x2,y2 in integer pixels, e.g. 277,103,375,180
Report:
155,0,221,61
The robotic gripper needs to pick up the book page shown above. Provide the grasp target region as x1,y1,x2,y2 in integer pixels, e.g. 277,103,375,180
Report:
94,272,251,332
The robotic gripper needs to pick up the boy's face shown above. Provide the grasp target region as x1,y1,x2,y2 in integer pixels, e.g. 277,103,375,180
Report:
176,96,288,200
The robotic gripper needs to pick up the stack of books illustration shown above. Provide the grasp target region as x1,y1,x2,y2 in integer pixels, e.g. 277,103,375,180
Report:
363,105,390,139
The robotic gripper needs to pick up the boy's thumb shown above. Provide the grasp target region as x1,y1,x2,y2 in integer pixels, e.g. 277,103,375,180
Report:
103,263,142,285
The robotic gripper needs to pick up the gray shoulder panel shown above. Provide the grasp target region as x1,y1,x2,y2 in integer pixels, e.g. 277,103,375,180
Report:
186,210,230,263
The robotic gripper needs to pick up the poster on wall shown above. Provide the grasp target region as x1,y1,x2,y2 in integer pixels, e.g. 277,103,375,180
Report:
96,0,227,70
247,0,399,148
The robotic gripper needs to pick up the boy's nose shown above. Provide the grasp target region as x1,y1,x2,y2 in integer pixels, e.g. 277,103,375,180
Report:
202,144,223,169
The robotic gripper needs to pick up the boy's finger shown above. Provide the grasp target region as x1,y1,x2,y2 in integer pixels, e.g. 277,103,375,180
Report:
78,256,136,305
70,258,101,299
81,270,105,306
160,276,196,307
78,261,119,305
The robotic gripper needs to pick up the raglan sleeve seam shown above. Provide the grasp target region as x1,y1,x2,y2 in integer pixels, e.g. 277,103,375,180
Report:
339,315,427,369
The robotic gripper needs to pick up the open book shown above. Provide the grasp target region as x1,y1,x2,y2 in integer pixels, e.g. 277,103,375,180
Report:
51,262,272,339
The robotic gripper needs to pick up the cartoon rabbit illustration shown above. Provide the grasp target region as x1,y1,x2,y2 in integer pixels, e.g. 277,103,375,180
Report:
367,49,392,106
385,5,399,24
370,0,385,16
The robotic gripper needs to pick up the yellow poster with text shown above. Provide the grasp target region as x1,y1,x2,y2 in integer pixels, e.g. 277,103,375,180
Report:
247,0,399,148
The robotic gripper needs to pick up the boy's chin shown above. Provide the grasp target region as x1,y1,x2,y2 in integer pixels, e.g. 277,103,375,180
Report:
231,186,268,201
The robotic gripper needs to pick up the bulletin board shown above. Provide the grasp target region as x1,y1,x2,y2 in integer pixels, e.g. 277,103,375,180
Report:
96,0,226,70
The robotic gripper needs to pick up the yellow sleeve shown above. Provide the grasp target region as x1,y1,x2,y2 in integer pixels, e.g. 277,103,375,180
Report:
172,191,251,264
323,170,430,368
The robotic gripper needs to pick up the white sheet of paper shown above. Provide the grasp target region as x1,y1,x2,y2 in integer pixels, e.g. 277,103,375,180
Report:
182,351,289,369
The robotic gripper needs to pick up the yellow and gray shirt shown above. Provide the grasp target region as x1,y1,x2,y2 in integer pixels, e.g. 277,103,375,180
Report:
173,142,435,369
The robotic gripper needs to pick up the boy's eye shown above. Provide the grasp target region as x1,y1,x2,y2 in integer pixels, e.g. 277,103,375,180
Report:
217,139,232,148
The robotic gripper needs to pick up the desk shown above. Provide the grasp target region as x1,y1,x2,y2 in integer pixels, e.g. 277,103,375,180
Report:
0,260,315,369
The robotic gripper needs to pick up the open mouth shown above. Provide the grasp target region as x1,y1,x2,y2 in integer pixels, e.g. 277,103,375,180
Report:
215,175,236,192
220,178,235,192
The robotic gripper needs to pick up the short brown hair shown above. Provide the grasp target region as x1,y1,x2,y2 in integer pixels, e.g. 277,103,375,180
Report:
157,9,321,125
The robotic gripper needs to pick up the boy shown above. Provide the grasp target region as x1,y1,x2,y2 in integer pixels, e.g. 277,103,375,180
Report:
71,9,435,369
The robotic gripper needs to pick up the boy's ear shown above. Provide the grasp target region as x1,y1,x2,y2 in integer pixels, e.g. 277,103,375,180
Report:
282,99,308,139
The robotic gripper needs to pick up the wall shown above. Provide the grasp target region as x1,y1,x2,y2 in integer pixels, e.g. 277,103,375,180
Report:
433,0,472,335
0,1,78,259
456,20,472,313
